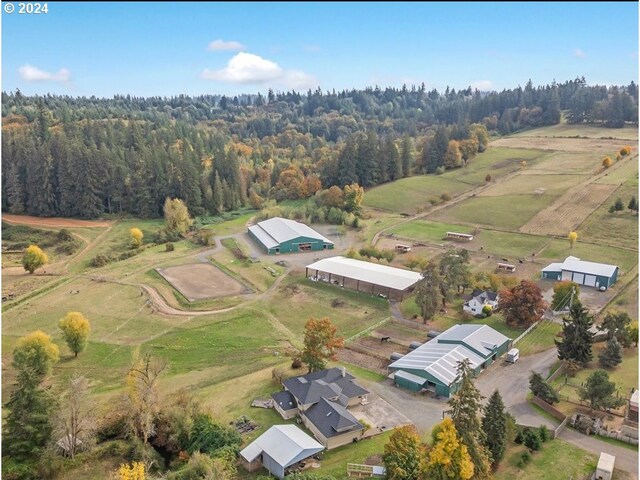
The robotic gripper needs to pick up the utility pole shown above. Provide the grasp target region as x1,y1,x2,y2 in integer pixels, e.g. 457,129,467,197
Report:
569,287,576,310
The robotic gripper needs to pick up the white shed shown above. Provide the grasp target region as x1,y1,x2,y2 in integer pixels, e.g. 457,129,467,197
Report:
595,452,615,480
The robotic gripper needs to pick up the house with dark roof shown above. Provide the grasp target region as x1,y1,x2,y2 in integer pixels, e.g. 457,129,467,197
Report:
462,289,499,316
271,367,369,449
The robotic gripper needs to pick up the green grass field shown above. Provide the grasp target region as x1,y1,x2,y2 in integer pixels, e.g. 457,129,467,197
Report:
579,185,639,250
265,276,390,339
605,276,639,321
363,147,546,213
430,193,557,230
527,151,603,175
596,156,639,186
515,320,562,356
479,173,588,197
493,439,597,480
389,220,474,243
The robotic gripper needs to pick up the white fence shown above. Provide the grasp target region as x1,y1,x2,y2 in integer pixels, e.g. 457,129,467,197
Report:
512,320,541,345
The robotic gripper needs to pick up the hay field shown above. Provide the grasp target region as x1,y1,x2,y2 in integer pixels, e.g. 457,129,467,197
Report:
491,135,629,154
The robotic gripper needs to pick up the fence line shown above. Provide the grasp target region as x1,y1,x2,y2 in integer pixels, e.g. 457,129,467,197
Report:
512,320,541,345
346,317,391,343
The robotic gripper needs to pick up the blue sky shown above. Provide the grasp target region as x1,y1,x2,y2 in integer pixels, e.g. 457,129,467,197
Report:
2,2,638,97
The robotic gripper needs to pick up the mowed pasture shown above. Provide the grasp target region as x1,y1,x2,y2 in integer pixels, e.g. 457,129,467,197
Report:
520,182,618,235
579,184,639,250
538,239,638,273
510,123,639,140
156,263,249,300
491,135,630,154
596,155,639,186
364,147,546,213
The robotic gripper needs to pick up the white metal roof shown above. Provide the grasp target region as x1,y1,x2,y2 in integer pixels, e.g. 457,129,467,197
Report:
542,256,618,277
240,425,324,467
250,217,334,248
306,256,422,291
393,369,428,385
389,342,484,387
631,390,638,408
597,452,615,473
436,324,510,357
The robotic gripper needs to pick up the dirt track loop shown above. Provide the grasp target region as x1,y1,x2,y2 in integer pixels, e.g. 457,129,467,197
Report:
2,213,113,228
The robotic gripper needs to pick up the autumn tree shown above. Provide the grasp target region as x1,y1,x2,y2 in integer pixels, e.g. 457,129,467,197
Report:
117,462,146,480
53,375,96,459
529,372,559,404
22,244,49,274
629,321,639,347
602,156,613,168
164,197,193,235
599,337,623,369
481,390,507,466
579,370,625,412
125,353,167,443
448,359,492,479
414,261,442,321
301,318,344,372
425,418,474,480
555,301,594,366
551,281,579,311
59,311,91,357
130,227,144,248
567,231,578,248
499,280,547,327
2,331,60,461
444,140,463,168
382,425,427,480
343,183,364,214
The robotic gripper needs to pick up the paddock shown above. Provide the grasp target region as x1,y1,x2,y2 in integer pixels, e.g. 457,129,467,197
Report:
156,263,249,301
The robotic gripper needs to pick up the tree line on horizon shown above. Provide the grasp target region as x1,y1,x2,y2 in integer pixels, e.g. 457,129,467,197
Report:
2,77,637,219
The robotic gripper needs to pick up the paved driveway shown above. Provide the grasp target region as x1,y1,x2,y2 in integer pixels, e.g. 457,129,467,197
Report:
360,379,448,433
475,347,559,428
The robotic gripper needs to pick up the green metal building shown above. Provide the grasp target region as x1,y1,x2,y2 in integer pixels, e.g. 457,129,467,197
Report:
389,324,511,397
541,256,619,290
248,217,334,255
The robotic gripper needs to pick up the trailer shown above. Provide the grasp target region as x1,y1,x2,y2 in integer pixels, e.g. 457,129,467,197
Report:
506,348,519,363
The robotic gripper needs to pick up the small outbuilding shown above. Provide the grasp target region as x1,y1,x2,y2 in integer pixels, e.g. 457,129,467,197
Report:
595,452,615,480
248,217,334,255
240,425,324,479
541,256,619,290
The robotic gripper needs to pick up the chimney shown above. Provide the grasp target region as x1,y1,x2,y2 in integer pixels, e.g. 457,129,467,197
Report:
341,366,346,377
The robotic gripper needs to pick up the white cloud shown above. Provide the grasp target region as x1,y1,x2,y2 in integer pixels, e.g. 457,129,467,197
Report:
207,39,245,51
19,64,71,83
574,48,586,58
201,52,317,89
470,80,493,91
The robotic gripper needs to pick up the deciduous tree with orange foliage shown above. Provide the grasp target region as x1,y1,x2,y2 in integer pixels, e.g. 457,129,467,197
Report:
301,318,344,373
499,280,547,327
117,461,146,480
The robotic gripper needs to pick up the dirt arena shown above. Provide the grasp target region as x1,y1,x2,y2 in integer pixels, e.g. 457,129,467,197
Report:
2,214,113,228
156,263,249,301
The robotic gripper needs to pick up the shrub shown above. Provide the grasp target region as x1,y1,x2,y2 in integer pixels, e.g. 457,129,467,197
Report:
435,166,446,175
538,425,549,442
523,428,541,451
440,192,451,202
91,254,111,267
482,305,493,317
485,174,492,182
516,450,531,468
166,242,175,252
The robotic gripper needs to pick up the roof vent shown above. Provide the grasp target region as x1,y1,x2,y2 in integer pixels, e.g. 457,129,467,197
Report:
299,378,307,383
326,412,332,417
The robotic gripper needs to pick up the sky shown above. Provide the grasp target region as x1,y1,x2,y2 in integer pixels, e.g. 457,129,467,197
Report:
2,1,638,98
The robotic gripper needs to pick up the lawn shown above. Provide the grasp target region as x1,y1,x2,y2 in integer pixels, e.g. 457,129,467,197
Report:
265,276,391,339
359,209,407,244
515,320,562,356
527,151,604,175
478,173,588,197
579,185,639,251
199,211,256,236
389,220,474,243
550,345,638,404
430,193,557,230
596,156,639,186
493,439,597,480
538,239,638,273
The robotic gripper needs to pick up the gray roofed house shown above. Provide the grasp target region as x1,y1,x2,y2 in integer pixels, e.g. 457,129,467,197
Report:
273,367,370,449
462,289,499,316
240,425,324,478
389,323,511,397
302,398,364,442
248,217,334,255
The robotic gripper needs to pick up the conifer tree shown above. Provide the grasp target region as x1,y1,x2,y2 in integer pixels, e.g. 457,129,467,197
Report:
481,390,507,465
555,301,594,365
599,336,623,369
